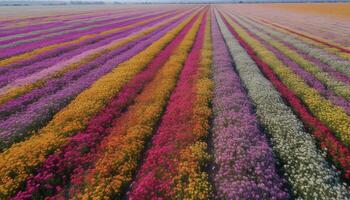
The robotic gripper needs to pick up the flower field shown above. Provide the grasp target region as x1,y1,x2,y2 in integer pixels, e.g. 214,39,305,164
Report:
0,3,349,199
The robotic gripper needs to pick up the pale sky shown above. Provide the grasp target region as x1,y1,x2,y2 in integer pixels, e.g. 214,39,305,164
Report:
1,0,349,2
3,0,349,1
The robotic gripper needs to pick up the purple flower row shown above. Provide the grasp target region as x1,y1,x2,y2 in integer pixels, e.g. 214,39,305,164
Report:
211,13,290,200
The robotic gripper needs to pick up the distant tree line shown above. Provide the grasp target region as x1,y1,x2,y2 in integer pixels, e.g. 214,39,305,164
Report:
0,0,349,6
70,1,105,5
0,0,106,6
113,0,350,3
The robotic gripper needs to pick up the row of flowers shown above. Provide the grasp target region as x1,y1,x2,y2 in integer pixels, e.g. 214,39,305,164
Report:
223,10,350,183
65,12,204,199
176,12,213,199
0,10,147,48
0,11,192,106
2,10,119,28
211,12,289,199
237,13,350,77
0,10,127,38
217,11,350,199
242,15,350,80
0,12,178,111
128,12,209,200
0,14,184,151
228,13,350,103
222,11,350,181
223,13,350,149
252,17,350,58
11,11,198,200
230,14,350,115
0,10,174,56
0,12,186,112
0,12,197,199
0,11,174,89
0,12,172,67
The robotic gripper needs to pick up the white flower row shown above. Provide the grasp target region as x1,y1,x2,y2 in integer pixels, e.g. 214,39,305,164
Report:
215,10,350,200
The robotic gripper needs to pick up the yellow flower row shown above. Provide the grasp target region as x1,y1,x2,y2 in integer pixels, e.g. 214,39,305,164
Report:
0,11,189,106
250,16,350,62
0,12,197,199
231,14,350,101
75,12,204,200
0,12,171,67
173,13,213,200
223,14,350,148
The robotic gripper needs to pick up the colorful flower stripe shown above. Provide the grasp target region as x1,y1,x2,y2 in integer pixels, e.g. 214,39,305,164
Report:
0,9,124,30
222,11,350,179
0,10,189,151
0,14,187,84
0,14,144,50
255,17,350,54
4,13,184,73
0,10,138,46
222,9,350,180
0,11,174,66
229,4,350,47
217,11,350,199
222,11,350,181
1,5,350,199
0,10,95,24
0,8,191,87
227,13,350,103
0,10,122,35
229,14,350,115
0,11,120,40
222,12,350,182
0,21,68,37
0,11,168,59
232,14,350,84
0,10,186,69
0,26,165,105
249,16,350,63
246,15,350,75
210,12,289,199
0,9,146,40
222,13,350,149
0,10,170,50
0,10,192,106
0,13,178,91
172,13,212,199
1,7,174,31
0,11,116,33
128,11,207,200
0,9,198,199
11,10,197,200
213,4,350,47
68,11,205,200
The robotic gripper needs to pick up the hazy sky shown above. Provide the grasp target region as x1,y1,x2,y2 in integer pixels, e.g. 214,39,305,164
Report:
0,0,350,3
